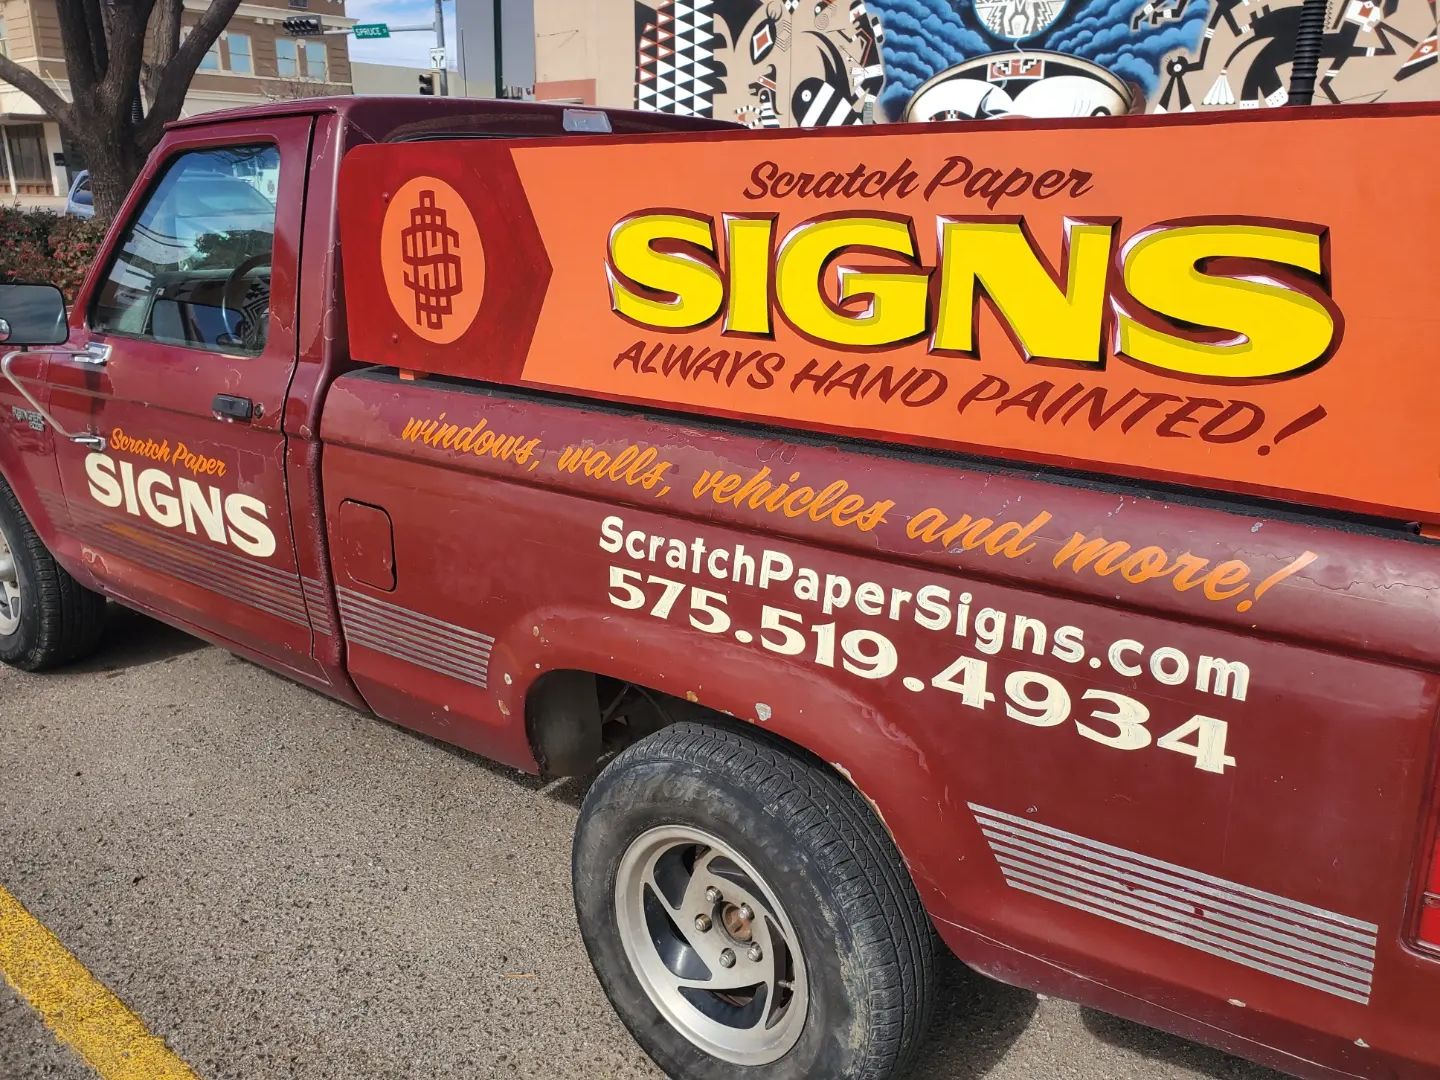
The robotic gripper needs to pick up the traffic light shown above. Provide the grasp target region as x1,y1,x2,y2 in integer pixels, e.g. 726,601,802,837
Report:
418,72,437,96
281,17,323,35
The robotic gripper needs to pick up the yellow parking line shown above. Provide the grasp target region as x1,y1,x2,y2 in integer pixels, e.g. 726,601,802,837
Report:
0,885,199,1080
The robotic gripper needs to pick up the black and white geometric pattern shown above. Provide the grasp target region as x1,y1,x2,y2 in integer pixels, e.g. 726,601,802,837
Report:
735,98,782,127
636,1,725,117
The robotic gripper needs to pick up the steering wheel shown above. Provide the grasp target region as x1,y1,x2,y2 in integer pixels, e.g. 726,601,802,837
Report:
219,252,272,352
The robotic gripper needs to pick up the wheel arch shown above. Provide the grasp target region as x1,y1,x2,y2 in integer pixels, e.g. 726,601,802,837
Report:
517,620,960,916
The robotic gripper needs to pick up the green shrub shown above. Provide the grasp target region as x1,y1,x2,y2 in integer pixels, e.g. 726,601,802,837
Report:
0,208,107,302
45,214,107,301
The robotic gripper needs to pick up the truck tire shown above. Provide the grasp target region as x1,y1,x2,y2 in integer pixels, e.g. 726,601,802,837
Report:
0,477,106,670
573,721,935,1080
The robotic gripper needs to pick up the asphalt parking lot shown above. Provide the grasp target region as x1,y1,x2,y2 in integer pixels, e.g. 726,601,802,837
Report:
0,606,1286,1080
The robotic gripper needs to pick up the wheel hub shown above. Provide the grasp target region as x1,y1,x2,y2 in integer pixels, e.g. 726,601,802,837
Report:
719,902,753,943
614,824,809,1066
0,523,21,637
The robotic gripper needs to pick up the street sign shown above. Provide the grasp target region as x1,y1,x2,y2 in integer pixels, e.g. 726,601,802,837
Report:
352,23,390,39
430,47,446,69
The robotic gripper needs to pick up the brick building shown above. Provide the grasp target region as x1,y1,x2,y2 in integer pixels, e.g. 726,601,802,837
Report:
0,0,355,207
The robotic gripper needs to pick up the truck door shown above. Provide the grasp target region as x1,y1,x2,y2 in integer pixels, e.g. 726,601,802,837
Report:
45,117,321,677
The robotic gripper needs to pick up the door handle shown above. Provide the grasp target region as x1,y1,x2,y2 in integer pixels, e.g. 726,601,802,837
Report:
212,394,254,421
1,349,105,449
68,343,110,367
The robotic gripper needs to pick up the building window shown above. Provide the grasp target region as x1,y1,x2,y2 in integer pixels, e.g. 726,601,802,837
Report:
303,41,328,82
0,15,8,59
276,38,298,78
3,126,54,194
227,33,253,75
183,24,223,71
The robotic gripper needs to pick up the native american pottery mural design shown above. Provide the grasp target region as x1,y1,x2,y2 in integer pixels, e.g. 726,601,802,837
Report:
630,0,1438,123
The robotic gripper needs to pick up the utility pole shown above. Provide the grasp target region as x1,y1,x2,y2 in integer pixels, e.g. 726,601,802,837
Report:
494,0,504,99
434,0,449,96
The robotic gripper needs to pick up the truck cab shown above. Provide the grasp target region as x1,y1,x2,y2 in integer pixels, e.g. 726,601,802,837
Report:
2,98,729,697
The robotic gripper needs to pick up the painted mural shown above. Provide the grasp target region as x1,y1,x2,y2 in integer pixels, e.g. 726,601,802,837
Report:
635,1,890,127
632,0,1439,124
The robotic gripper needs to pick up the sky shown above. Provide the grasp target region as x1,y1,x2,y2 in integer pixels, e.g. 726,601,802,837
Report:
342,0,535,93
344,0,461,70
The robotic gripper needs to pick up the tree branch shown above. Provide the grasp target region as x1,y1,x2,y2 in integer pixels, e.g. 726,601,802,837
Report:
51,1,98,103
0,53,73,126
86,1,111,84
137,0,243,149
97,2,154,116
144,0,186,106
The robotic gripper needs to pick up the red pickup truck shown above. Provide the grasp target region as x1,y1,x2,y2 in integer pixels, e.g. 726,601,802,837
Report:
2,96,1438,1080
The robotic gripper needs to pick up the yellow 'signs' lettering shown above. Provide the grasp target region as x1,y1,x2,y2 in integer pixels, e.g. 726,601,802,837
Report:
723,215,775,336
933,218,1115,364
606,210,1339,381
1116,222,1337,380
775,215,929,347
607,211,723,329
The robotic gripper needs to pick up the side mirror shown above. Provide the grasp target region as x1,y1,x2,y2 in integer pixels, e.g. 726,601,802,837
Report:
0,283,69,346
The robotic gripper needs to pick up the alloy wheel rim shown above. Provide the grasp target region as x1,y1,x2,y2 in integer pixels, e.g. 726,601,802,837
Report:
614,824,809,1066
0,522,21,637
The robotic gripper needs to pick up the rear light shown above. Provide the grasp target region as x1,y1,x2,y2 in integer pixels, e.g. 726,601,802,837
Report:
1421,835,1440,949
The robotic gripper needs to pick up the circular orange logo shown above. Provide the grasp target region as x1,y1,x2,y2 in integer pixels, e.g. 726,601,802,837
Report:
381,175,485,345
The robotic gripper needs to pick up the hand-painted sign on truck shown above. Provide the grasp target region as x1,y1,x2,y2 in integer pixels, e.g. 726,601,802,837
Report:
337,104,1440,523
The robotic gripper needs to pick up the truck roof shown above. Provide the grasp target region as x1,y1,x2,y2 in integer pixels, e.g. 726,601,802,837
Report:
167,95,739,142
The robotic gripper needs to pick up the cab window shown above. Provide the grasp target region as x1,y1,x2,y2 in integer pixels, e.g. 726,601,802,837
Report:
90,144,280,355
